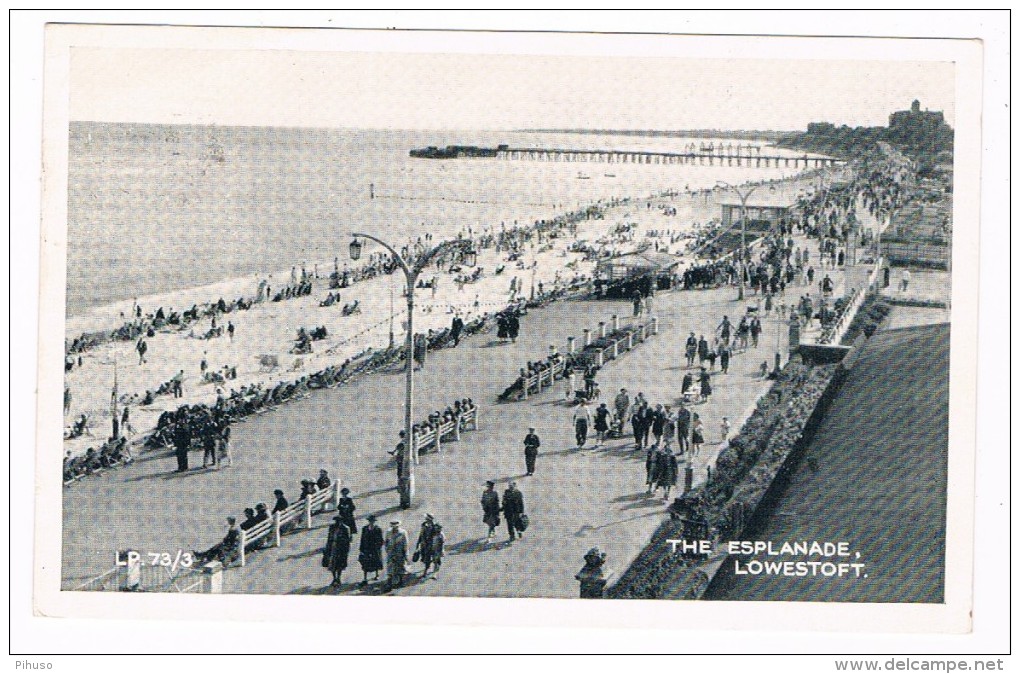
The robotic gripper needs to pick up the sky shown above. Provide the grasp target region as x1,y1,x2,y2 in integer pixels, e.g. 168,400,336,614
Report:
67,32,957,133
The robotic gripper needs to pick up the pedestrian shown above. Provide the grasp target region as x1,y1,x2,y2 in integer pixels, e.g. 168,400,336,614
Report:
684,332,698,368
358,514,384,586
655,447,679,501
322,515,352,587
173,421,191,472
720,416,732,443
200,352,208,375
576,547,611,599
121,406,134,437
136,338,148,365
630,405,646,451
389,431,406,483
632,292,642,317
594,403,611,448
227,321,235,341
523,427,541,476
750,317,762,347
64,386,72,416
662,406,676,452
681,372,694,399
202,429,217,469
216,422,233,468
573,400,592,449
336,487,357,536
613,388,630,426
901,268,911,293
651,404,666,448
719,343,730,374
717,315,732,346
562,362,575,400
383,520,409,591
691,414,705,459
697,335,709,365
172,369,184,398
481,480,501,540
450,314,464,347
699,368,712,402
414,514,441,576
675,403,691,454
502,481,526,542
645,444,659,493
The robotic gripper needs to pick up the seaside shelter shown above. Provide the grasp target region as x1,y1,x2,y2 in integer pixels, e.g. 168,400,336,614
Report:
594,250,681,298
720,194,796,230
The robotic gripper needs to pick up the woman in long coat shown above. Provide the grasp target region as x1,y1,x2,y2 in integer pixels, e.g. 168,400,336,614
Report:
655,448,679,501
322,516,352,587
358,514,384,585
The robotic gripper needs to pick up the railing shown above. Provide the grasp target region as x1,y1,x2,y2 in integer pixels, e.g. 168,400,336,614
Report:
238,483,340,566
73,560,220,593
816,259,884,346
506,315,660,402
411,407,481,455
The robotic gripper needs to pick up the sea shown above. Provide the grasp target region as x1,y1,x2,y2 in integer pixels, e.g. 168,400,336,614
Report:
66,123,816,317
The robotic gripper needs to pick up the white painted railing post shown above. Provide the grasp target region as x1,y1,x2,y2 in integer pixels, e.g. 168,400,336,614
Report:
273,511,282,547
520,368,529,400
611,314,619,331
583,329,591,347
304,494,313,529
332,483,341,510
598,321,606,338
201,561,223,594
651,317,659,335
566,336,575,354
239,533,247,567
453,415,462,441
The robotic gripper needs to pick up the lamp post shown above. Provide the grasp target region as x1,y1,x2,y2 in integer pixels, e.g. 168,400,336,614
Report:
349,233,476,509
717,181,759,301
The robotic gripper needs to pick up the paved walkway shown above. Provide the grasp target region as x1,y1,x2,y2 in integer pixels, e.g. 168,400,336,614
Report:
64,278,801,596
64,228,853,598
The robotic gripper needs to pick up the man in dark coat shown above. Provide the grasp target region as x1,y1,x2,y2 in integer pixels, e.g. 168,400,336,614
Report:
481,481,501,540
358,514,384,585
336,487,357,536
523,427,541,476
172,422,191,472
697,335,709,365
507,311,521,343
414,514,441,576
502,482,525,542
675,403,691,454
450,315,464,347
322,515,352,587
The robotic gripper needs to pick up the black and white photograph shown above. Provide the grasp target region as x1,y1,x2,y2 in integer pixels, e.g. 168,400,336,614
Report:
15,11,1008,661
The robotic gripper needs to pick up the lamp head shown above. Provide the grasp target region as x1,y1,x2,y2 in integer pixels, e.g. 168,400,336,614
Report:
349,237,363,261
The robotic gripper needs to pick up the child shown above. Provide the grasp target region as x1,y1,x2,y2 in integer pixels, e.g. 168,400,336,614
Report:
720,417,731,443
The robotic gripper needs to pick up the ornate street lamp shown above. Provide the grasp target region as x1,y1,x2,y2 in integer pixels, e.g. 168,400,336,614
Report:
349,232,475,508
348,237,363,261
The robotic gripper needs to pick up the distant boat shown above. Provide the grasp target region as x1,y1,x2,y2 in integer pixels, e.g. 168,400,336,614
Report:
604,173,616,178
577,172,591,180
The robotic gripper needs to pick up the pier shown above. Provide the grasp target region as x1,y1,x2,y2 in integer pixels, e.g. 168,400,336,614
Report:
492,147,842,168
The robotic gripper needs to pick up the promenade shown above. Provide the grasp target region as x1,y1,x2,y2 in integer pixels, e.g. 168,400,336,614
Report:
63,244,846,596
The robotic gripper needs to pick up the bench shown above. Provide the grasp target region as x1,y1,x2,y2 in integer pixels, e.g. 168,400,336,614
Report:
237,483,339,566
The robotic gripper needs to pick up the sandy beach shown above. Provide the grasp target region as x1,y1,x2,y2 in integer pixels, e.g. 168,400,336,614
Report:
60,170,825,463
